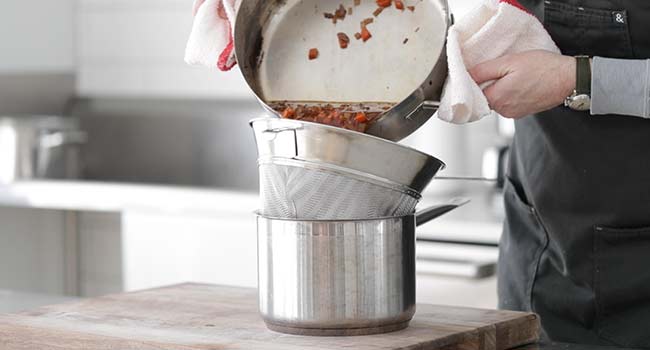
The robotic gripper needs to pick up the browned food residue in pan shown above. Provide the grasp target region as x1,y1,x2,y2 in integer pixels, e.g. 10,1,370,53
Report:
337,33,350,49
335,4,348,20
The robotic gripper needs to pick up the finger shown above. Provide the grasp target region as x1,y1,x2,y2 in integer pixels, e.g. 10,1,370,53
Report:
482,81,511,117
192,0,207,16
482,81,500,110
482,81,520,119
468,56,510,85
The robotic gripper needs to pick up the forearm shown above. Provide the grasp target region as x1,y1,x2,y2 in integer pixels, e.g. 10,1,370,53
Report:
591,57,650,118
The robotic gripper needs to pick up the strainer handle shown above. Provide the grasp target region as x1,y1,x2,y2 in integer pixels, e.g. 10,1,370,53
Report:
415,197,470,226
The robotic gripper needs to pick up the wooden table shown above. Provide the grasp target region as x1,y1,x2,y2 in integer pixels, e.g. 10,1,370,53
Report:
0,283,539,350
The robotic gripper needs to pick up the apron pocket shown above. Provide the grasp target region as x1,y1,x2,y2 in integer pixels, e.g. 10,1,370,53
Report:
498,176,549,312
594,225,650,347
544,1,635,58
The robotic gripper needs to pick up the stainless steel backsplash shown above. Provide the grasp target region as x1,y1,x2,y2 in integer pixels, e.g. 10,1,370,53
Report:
0,73,75,115
69,97,265,192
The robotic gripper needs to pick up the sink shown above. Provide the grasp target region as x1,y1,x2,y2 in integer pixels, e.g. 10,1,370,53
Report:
69,97,266,192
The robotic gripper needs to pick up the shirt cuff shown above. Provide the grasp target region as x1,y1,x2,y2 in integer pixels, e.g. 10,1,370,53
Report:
590,57,650,118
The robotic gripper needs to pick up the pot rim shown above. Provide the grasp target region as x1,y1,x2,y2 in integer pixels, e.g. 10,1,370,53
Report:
249,117,445,167
254,210,415,223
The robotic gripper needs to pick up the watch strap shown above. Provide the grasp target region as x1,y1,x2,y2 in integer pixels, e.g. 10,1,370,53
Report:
575,55,591,95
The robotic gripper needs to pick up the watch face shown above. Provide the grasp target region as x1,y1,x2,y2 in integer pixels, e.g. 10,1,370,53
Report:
569,94,591,111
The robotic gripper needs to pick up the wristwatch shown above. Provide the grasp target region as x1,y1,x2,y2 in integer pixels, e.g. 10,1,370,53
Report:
564,55,591,111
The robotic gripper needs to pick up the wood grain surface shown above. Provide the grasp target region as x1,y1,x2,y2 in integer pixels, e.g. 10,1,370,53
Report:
0,283,539,350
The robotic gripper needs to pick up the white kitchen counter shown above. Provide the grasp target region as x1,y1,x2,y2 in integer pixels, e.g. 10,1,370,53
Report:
0,180,259,217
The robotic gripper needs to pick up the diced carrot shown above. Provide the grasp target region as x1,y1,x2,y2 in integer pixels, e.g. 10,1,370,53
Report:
308,48,319,60
376,0,391,8
355,112,368,123
395,0,404,10
282,107,296,119
361,26,372,42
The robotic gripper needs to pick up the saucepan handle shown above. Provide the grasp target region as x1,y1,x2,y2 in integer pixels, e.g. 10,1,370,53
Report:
415,197,470,227
420,100,441,111
405,100,441,121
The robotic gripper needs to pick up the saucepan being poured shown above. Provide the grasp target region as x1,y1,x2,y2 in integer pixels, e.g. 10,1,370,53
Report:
234,0,451,141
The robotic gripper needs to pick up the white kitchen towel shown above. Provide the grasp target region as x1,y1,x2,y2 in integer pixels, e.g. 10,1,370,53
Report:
184,0,240,71
438,0,560,124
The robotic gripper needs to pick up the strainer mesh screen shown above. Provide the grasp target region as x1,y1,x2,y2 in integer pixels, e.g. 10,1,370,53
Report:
259,162,419,220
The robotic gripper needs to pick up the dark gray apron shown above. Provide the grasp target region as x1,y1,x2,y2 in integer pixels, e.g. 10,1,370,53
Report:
498,0,650,348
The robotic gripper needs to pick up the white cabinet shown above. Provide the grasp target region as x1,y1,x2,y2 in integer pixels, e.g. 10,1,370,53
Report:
121,210,258,291
0,207,66,295
0,207,122,298
417,275,498,309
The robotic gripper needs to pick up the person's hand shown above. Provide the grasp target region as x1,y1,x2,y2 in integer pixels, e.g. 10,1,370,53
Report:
469,50,576,119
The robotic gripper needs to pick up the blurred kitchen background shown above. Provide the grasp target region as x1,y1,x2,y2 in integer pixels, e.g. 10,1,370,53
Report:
0,0,513,312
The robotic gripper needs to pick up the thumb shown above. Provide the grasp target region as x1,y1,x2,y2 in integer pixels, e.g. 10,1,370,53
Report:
468,56,510,85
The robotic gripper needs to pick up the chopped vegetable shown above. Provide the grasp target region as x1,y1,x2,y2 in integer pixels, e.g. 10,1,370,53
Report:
407,5,415,11
403,38,409,44
308,48,319,60
337,32,350,49
376,0,392,7
282,107,296,119
361,18,374,26
271,103,387,133
373,7,384,16
355,112,368,123
361,26,372,42
354,0,361,5
324,12,334,19
395,0,404,10
354,32,362,40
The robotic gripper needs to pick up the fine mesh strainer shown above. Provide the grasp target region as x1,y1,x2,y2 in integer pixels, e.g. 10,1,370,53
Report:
251,118,446,220
259,160,420,220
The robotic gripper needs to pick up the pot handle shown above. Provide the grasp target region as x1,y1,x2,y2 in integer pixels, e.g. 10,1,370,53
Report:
415,197,470,227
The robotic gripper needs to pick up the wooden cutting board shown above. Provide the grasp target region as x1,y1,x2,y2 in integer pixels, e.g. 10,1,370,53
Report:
0,283,539,350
